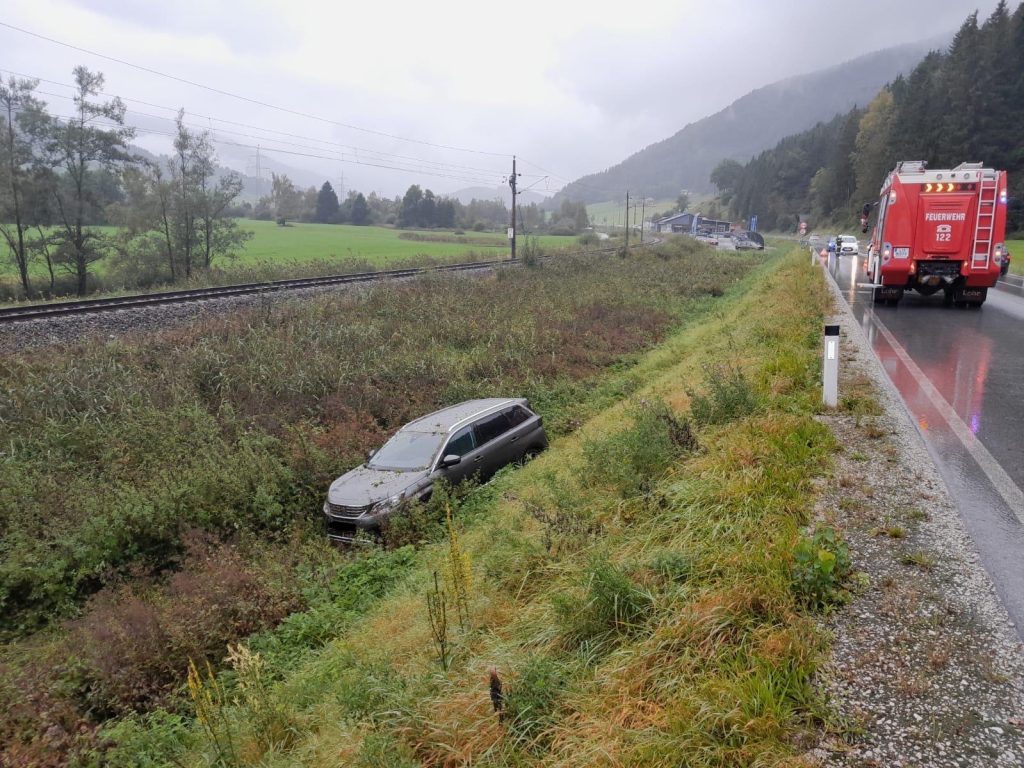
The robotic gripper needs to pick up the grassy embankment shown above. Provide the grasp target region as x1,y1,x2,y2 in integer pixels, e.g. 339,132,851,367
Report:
1008,235,1023,275
0,221,579,301
1,238,769,764
89,249,843,767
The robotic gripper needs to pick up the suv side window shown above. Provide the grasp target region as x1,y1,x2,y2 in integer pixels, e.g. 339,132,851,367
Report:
505,405,531,427
473,412,512,446
442,426,476,459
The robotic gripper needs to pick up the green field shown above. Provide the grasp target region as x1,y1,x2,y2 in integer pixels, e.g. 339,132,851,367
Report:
230,220,575,266
0,221,579,299
2,221,576,278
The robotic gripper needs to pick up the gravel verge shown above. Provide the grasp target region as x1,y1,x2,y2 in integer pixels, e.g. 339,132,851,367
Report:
805,267,1024,767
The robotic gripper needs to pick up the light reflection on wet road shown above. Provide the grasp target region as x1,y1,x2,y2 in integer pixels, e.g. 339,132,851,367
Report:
826,253,1024,634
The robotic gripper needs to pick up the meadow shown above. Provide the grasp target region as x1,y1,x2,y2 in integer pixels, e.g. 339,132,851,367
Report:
0,238,771,765
0,221,579,300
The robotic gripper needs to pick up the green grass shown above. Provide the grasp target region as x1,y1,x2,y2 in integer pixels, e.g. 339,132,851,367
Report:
0,221,579,300
1008,235,1023,275
230,220,574,267
0,239,772,765
82,248,841,767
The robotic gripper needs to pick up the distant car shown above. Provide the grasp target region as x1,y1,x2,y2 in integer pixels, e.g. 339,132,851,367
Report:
695,233,719,246
733,236,759,250
838,235,859,255
323,398,548,543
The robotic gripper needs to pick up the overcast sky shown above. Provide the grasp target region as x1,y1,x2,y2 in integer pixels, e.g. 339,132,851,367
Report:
1,0,999,198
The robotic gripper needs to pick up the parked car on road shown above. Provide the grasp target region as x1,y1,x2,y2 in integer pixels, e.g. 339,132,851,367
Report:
323,398,548,542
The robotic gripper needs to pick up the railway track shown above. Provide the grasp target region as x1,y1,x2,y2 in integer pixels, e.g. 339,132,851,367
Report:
0,238,663,325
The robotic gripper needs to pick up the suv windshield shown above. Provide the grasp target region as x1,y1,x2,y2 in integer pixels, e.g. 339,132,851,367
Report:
368,430,444,471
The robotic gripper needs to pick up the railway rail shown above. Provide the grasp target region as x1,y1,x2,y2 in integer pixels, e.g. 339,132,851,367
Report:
0,238,664,325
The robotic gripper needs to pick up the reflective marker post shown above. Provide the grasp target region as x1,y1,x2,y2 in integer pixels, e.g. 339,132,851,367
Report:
823,324,839,408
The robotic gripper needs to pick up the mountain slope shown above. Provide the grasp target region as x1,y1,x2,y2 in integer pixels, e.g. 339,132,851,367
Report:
558,40,943,203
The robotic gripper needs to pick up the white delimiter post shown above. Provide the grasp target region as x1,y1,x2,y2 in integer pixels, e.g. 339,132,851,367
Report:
823,324,839,408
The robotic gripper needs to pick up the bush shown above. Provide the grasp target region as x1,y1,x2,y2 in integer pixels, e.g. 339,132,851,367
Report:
791,526,851,610
67,535,302,715
577,231,600,247
687,362,759,426
91,711,194,768
581,400,696,497
504,656,567,750
553,559,653,650
519,236,543,266
648,550,693,584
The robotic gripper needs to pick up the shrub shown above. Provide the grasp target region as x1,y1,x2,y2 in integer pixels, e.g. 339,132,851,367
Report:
581,400,696,497
504,656,567,750
553,559,653,650
68,536,301,715
687,362,759,426
648,550,693,584
520,236,543,266
577,231,601,247
791,526,851,610
92,711,194,768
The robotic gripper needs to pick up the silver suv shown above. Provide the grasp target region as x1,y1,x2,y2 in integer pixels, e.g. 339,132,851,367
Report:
323,398,548,542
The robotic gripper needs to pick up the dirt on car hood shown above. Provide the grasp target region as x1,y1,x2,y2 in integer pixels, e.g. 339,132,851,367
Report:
327,465,428,509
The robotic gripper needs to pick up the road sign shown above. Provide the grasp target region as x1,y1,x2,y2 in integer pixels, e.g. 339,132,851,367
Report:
507,227,514,240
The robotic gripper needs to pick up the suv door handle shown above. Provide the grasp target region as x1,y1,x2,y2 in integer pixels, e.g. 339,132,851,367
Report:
509,435,519,443
474,455,483,462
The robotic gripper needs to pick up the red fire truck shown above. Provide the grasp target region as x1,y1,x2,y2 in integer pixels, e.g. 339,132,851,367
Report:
865,161,1009,307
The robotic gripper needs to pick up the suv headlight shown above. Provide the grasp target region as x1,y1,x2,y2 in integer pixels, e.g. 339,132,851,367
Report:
371,494,404,514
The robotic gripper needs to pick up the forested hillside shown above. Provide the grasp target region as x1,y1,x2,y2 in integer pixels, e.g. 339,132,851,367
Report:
721,2,1024,232
554,41,935,204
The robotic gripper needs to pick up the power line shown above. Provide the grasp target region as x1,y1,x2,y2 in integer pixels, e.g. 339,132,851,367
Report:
45,113,503,185
0,20,509,158
38,91,502,184
4,69,515,179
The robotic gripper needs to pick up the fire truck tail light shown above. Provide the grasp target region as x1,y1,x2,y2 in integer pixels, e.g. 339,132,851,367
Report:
994,244,1005,264
882,243,892,261
1000,190,1008,204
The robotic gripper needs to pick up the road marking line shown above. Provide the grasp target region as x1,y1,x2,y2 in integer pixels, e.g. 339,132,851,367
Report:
868,310,1024,522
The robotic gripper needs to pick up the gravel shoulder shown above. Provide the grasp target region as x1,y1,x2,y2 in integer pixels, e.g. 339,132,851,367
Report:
807,268,1024,767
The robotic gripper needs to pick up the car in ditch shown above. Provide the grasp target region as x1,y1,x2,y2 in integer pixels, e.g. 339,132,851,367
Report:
323,398,548,542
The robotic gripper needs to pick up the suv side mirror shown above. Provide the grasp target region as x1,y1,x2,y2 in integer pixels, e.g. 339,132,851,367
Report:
440,454,461,468
366,449,376,462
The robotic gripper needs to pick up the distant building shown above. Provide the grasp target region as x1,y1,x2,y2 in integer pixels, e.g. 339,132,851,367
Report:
653,212,732,234
695,215,732,234
654,212,695,233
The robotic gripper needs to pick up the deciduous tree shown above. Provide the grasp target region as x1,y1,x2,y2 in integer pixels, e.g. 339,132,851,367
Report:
42,66,135,295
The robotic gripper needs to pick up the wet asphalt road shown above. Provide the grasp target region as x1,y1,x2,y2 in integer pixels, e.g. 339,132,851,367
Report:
825,251,1024,636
